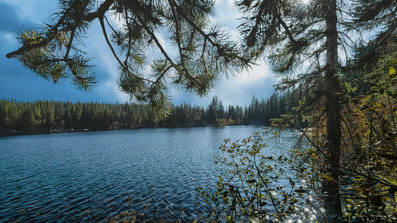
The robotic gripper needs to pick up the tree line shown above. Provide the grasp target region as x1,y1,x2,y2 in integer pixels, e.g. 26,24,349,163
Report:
0,91,302,135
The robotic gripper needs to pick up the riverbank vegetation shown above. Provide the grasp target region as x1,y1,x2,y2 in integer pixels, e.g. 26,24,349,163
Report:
199,0,397,222
198,44,397,221
198,3,397,221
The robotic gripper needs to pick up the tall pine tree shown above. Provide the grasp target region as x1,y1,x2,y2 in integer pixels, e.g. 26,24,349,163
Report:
235,0,355,220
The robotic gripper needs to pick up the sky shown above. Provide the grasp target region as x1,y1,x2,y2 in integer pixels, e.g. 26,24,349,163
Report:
0,0,279,107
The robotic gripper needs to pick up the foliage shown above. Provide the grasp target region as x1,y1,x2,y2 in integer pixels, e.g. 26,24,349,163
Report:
198,0,397,220
199,95,397,222
272,39,397,223
235,0,348,219
336,42,397,222
197,130,320,222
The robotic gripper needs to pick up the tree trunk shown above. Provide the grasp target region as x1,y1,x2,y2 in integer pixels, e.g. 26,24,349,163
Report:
324,0,343,221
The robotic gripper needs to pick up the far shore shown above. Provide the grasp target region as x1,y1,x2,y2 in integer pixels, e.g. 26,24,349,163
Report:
0,123,247,137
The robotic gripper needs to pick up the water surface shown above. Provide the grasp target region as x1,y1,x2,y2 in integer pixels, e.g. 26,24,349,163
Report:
0,126,300,222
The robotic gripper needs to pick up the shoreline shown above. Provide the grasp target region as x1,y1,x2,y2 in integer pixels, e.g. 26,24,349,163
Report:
0,123,250,137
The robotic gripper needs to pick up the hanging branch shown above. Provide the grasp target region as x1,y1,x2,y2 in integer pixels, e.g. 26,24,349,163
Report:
64,0,91,60
167,0,203,88
171,0,248,64
99,15,126,72
6,0,115,59
123,4,133,66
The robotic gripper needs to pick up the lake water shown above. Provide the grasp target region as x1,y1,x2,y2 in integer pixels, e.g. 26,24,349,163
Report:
0,126,300,222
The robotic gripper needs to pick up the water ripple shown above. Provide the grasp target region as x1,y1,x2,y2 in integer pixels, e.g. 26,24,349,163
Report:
0,126,298,222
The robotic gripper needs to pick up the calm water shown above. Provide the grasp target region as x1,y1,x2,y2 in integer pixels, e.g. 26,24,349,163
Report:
0,126,300,222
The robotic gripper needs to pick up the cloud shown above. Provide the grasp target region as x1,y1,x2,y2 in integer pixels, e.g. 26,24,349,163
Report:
0,2,35,32
212,62,278,106
85,23,130,103
2,0,57,23
171,61,278,107
0,0,278,107
0,6,125,104
213,0,242,26
235,61,271,84
0,57,101,103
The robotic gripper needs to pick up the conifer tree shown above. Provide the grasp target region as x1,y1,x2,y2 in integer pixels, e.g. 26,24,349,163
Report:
208,96,219,125
234,0,397,220
6,0,250,114
234,0,352,220
0,101,7,130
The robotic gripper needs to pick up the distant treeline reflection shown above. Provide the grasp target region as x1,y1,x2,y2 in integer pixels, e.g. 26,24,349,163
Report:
0,92,302,135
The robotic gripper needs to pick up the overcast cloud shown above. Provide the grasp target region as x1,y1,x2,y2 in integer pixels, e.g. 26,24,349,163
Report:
0,0,278,106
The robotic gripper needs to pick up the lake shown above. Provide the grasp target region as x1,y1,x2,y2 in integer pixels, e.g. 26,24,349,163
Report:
0,126,301,222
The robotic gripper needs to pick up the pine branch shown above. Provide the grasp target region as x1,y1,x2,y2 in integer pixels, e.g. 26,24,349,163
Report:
168,0,203,90
6,0,114,59
83,0,114,22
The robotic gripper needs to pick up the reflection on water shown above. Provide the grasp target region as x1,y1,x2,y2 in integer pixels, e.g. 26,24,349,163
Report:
0,126,300,222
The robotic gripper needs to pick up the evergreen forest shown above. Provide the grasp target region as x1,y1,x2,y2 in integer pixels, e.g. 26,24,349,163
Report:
0,91,301,136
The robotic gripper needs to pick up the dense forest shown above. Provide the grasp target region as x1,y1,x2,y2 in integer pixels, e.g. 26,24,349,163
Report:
0,91,302,135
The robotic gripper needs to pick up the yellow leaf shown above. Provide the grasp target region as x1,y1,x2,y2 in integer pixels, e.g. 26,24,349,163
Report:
389,67,396,76
321,175,334,182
